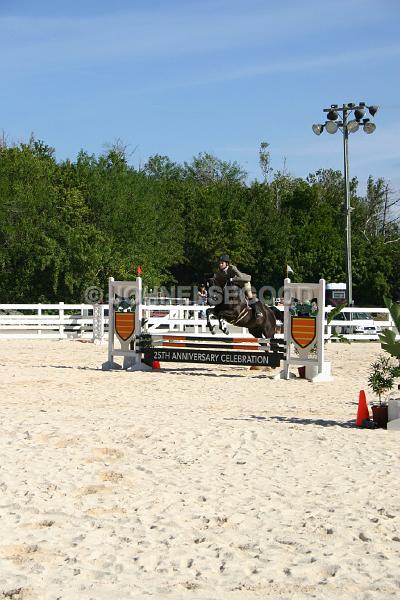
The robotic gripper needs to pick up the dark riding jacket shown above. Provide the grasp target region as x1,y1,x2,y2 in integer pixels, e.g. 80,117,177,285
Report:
215,265,251,287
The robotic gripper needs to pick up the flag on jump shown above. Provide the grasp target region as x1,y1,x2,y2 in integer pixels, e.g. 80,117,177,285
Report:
286,265,294,277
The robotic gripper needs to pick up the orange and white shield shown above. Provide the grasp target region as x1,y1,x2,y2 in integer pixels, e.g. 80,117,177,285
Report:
115,312,135,341
291,316,316,349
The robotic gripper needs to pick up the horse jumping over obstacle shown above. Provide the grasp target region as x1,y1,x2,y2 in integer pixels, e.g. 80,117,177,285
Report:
101,275,332,382
206,272,281,339
101,276,286,371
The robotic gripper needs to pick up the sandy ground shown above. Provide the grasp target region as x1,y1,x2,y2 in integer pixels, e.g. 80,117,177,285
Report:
0,340,399,600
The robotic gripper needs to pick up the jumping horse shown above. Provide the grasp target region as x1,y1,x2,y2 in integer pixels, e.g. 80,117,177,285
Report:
205,272,281,339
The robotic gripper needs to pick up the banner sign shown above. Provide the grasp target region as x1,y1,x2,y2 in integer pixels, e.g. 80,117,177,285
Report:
140,347,283,368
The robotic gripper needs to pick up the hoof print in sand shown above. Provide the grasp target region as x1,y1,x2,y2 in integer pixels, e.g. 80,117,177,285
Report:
76,484,112,496
99,470,124,483
0,544,39,565
86,448,125,463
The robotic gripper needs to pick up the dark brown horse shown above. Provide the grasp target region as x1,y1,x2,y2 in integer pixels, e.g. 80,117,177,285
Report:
205,273,281,338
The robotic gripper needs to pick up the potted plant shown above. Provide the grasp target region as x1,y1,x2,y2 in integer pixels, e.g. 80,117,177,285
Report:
368,355,400,428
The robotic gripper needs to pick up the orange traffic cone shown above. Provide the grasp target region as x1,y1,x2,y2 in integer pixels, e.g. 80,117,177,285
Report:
356,390,370,426
152,360,160,369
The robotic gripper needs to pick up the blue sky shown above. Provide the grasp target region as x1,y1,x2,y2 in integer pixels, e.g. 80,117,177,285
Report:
1,0,399,193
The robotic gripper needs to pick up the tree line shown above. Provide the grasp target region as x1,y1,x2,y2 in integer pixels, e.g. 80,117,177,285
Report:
0,137,399,306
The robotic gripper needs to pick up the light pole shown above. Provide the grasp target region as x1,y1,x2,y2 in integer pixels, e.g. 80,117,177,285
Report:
312,103,379,306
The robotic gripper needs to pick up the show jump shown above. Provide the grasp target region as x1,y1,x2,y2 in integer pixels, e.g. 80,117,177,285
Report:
101,275,332,382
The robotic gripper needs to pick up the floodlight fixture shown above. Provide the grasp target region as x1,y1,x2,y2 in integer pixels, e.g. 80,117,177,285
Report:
312,123,324,135
363,120,376,134
325,120,339,134
347,119,360,133
354,107,366,121
327,110,339,121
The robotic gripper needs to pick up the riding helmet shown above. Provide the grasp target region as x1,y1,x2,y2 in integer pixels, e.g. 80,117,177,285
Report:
219,254,230,263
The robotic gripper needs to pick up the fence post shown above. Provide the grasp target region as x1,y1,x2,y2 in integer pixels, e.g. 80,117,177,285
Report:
59,302,65,338
80,305,88,338
38,304,42,336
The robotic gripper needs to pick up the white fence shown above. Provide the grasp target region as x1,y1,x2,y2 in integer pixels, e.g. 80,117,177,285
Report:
0,302,217,340
326,306,396,341
0,303,398,341
0,303,95,340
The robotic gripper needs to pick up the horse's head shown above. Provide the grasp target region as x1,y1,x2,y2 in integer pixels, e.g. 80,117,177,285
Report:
206,271,229,290
206,277,220,306
206,274,242,307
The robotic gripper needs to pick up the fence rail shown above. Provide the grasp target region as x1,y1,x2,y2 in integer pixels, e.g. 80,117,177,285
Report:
0,303,94,340
0,303,398,342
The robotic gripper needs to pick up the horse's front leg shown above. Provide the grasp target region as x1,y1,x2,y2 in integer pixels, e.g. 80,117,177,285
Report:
206,308,216,334
219,317,229,335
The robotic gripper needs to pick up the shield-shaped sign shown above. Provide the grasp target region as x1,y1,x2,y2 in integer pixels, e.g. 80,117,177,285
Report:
291,316,316,348
115,312,135,341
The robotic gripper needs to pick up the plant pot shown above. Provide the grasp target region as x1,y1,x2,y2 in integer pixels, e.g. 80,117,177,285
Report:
371,404,388,429
298,366,306,378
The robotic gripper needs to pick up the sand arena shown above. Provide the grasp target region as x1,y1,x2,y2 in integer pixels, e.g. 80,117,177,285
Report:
0,340,399,600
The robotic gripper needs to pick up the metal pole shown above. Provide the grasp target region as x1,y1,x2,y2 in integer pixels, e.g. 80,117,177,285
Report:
342,108,353,306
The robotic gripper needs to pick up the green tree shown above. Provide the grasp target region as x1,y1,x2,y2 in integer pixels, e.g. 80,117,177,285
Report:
183,152,247,185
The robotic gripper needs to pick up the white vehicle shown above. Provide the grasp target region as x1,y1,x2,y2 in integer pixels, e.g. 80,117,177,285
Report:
332,311,382,335
351,312,382,335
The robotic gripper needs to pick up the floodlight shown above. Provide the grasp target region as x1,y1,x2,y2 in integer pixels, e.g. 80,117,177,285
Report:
312,124,324,135
325,121,339,134
354,108,366,121
368,105,379,116
363,121,376,134
347,120,360,133
327,110,339,121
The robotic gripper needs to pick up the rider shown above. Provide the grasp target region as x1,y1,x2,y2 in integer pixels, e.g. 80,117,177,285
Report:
215,255,263,320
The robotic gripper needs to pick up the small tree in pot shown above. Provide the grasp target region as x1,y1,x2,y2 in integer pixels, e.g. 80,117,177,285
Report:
368,355,400,428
